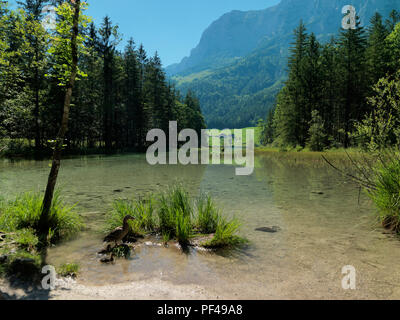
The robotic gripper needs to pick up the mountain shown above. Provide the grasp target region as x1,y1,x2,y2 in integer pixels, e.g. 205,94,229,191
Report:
167,0,400,129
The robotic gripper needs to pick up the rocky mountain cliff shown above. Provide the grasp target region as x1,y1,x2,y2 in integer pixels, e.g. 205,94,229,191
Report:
167,0,400,128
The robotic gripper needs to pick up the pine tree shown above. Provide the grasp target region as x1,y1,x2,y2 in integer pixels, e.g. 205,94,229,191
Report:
302,32,322,137
286,21,308,146
18,0,49,154
308,110,327,151
184,90,206,138
123,38,140,148
98,16,120,152
386,9,400,32
366,13,390,86
337,15,367,147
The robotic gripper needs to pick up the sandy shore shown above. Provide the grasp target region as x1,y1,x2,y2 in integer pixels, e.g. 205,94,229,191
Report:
0,277,222,300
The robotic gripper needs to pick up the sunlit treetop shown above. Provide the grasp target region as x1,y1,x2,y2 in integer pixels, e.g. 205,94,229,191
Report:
47,0,92,86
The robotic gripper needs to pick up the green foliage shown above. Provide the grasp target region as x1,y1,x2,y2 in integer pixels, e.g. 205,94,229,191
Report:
355,73,400,151
269,13,400,150
0,1,206,157
0,192,84,243
58,263,80,277
47,1,90,86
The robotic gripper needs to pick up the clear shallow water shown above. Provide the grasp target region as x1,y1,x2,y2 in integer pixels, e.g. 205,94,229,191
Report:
1,153,400,299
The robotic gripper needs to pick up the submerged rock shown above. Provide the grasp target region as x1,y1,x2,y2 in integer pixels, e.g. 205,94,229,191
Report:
255,226,281,233
311,191,324,195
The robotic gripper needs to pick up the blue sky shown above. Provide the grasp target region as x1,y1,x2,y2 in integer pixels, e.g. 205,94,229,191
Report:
11,0,280,66
85,0,281,66
84,0,281,66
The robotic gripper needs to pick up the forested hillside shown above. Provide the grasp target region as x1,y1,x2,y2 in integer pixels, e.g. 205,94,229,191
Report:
0,0,205,156
168,0,400,129
260,10,400,150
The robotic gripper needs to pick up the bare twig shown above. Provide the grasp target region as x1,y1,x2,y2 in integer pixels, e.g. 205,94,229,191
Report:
321,155,377,191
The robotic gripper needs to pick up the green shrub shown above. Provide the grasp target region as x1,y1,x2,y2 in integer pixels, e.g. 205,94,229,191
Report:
196,195,220,234
1,139,33,157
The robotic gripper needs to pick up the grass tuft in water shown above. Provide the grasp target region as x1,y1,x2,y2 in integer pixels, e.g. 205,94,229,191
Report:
202,217,248,249
158,185,193,239
196,194,220,234
107,197,155,238
175,208,192,246
107,184,247,250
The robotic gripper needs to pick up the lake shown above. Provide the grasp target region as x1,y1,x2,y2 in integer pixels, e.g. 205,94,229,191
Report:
1,153,400,299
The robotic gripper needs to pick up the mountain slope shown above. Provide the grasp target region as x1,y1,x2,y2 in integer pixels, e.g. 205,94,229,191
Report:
168,0,400,129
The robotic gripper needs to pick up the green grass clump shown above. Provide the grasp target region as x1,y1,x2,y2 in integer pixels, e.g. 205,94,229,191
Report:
107,197,155,237
58,263,80,278
0,192,83,243
369,158,400,232
106,184,248,250
202,217,247,249
0,192,84,280
175,209,192,246
158,185,192,239
15,229,39,251
196,195,220,234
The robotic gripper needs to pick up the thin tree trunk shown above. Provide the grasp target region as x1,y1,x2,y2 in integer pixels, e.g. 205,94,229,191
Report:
39,0,81,234
34,67,41,155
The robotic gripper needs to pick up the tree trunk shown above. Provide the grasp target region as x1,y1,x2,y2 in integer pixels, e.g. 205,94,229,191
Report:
34,67,41,156
39,0,81,234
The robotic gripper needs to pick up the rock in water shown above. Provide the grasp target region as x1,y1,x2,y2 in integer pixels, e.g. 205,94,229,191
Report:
311,191,324,195
255,226,281,233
